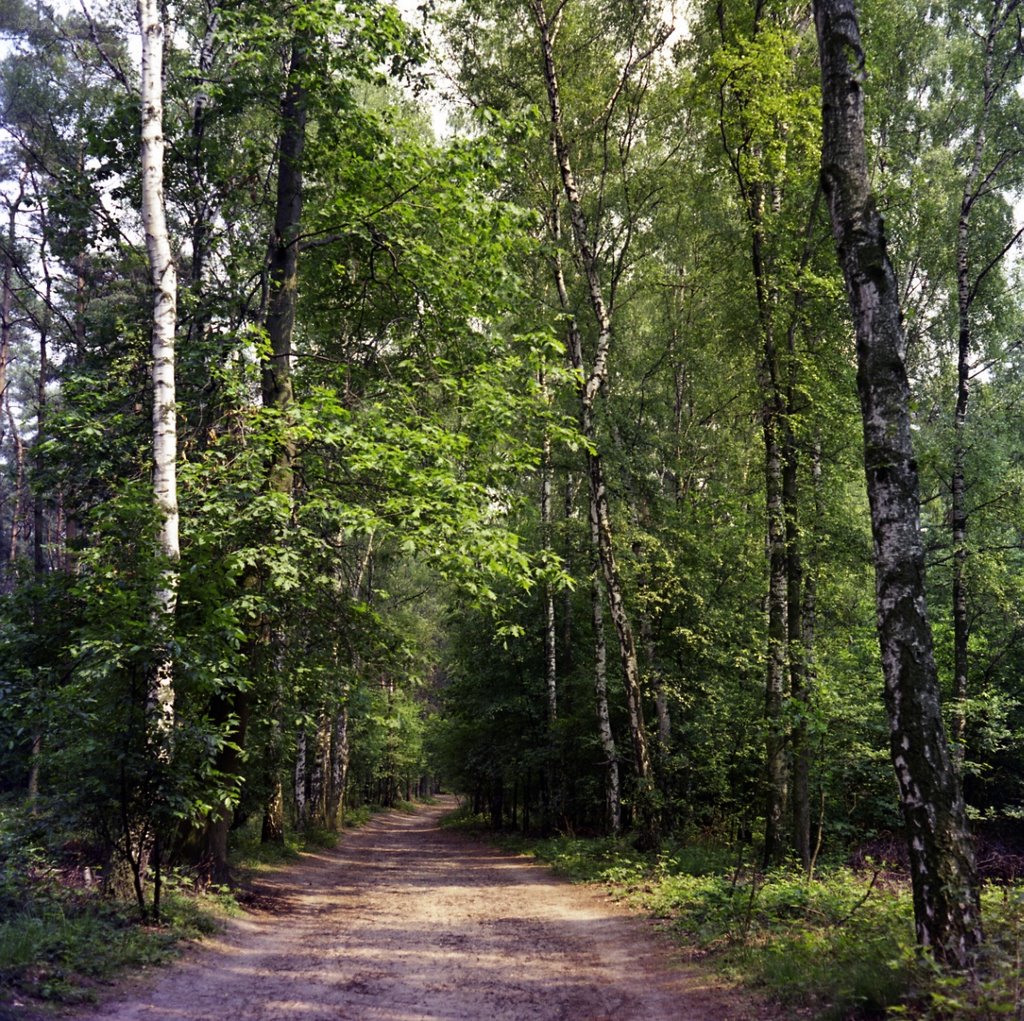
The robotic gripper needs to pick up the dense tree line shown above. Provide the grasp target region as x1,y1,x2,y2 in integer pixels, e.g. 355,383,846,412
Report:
0,0,1021,968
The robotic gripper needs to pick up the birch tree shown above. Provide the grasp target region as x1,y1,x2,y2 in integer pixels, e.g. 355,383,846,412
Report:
945,0,1024,756
138,0,179,730
531,0,669,847
695,0,827,866
814,0,981,965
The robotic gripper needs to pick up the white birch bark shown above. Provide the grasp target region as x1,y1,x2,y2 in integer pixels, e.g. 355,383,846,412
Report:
532,0,658,846
328,702,350,828
815,0,981,964
540,404,557,725
591,519,621,835
294,728,308,828
138,0,179,726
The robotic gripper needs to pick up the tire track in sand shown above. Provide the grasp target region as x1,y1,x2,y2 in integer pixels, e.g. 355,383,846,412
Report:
75,798,779,1021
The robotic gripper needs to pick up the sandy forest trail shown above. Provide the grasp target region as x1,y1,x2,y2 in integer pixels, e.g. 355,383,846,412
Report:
77,798,773,1021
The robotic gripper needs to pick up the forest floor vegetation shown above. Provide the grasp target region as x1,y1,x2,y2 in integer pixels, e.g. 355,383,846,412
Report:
0,801,233,1014
468,816,1024,1021
5,796,1021,1021
0,798,392,1016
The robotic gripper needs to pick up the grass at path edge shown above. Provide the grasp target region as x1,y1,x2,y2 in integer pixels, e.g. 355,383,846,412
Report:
441,808,1024,1021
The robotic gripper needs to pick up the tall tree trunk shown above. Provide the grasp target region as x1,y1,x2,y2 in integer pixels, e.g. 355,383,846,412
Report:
762,398,788,867
560,476,576,668
262,31,306,429
326,700,350,829
33,198,51,579
208,24,308,871
29,208,51,808
783,197,822,871
792,432,820,871
540,375,557,726
723,70,790,864
0,197,13,435
539,385,560,824
28,308,53,804
7,405,26,563
535,0,657,842
783,316,809,870
0,184,18,583
749,176,789,870
189,2,219,297
814,0,981,965
950,1,1017,758
551,296,655,843
253,25,308,851
591,518,621,836
185,0,221,410
138,0,179,733
294,728,308,829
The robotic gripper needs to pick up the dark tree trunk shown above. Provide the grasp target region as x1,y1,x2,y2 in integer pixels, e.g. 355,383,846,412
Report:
591,516,621,836
221,24,309,865
792,434,821,871
258,27,308,848
8,407,26,563
753,208,788,866
784,420,809,870
539,399,560,825
261,777,285,844
814,0,981,965
762,395,788,867
950,68,981,764
204,689,248,880
560,476,576,669
33,248,50,577
729,106,789,868
0,216,12,581
262,31,305,432
540,395,557,726
950,1,1013,757
783,311,810,871
325,702,349,830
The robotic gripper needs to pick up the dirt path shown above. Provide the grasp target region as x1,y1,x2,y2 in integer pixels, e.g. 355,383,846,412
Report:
75,799,770,1021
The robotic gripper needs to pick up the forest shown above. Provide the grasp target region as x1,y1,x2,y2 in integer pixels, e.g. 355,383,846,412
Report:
1,0,1023,1014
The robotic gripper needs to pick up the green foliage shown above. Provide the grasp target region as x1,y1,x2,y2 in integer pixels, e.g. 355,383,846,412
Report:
512,830,917,1015
504,827,1024,1019
0,0,1023,1009
0,801,228,1006
342,805,375,829
891,886,1024,1020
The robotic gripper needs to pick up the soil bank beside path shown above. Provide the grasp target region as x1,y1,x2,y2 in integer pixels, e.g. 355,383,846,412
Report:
71,798,780,1021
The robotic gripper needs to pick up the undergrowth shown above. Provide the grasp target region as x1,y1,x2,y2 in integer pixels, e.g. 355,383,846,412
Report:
490,825,1024,1021
0,813,229,1009
1,797,424,1012
227,804,387,873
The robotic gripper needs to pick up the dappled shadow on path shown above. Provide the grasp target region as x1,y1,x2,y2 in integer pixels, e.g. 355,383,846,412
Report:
76,799,761,1021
